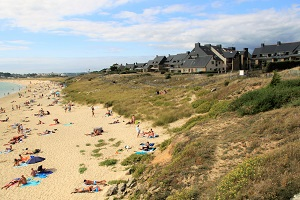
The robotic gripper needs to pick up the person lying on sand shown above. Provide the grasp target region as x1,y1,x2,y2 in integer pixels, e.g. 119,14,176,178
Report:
23,148,41,155
71,186,93,194
17,175,27,187
6,135,24,144
1,178,20,189
14,158,21,166
38,129,55,136
84,179,107,185
0,116,9,122
85,129,102,137
109,119,120,124
71,186,102,194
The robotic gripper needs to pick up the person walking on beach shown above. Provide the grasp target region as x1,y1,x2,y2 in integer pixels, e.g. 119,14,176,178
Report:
91,106,95,117
136,124,141,137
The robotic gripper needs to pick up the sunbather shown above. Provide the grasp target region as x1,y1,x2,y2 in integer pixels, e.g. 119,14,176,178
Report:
17,175,27,187
71,186,93,194
31,168,37,177
0,116,9,122
140,142,150,151
23,148,41,155
84,179,107,185
1,178,20,189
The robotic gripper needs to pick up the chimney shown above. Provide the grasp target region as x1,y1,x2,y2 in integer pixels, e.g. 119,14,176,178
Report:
195,42,200,48
216,44,222,48
205,44,211,48
277,41,281,46
186,51,190,54
261,43,265,47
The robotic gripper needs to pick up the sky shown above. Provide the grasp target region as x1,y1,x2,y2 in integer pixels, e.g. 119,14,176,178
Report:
0,0,299,73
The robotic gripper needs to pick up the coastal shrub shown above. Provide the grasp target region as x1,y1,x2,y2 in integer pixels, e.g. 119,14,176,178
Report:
79,164,87,174
111,141,122,147
230,78,300,115
91,153,103,157
216,142,300,199
160,138,172,151
224,80,230,86
269,71,281,87
166,188,199,200
208,100,230,118
195,101,213,114
165,73,171,79
95,140,107,147
104,101,113,108
121,154,151,166
216,157,262,200
86,143,91,146
132,164,146,178
191,99,206,109
108,180,127,185
99,159,118,166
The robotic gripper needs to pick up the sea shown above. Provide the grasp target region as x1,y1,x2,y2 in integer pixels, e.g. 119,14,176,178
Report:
0,81,24,98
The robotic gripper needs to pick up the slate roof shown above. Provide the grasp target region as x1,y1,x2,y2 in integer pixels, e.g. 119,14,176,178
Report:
181,56,212,68
252,41,300,57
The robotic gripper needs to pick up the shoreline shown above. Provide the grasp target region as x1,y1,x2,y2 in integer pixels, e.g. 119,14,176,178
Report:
0,79,168,200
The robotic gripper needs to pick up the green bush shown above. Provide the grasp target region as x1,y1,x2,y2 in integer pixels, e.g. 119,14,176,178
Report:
79,164,87,174
99,159,118,166
121,154,151,166
208,100,230,118
230,78,300,115
216,157,262,200
195,101,213,114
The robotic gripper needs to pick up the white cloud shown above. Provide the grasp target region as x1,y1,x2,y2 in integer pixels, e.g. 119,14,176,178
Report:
0,1,299,53
0,40,31,51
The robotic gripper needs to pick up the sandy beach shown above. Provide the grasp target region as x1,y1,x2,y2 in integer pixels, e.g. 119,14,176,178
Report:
0,79,169,200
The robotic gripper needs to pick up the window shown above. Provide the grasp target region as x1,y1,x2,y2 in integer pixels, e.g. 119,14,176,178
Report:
211,61,214,64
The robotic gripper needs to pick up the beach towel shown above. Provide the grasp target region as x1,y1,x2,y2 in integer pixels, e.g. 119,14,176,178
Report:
0,150,12,154
135,148,156,155
14,162,28,168
20,179,41,188
36,170,53,178
140,143,155,146
63,123,73,126
35,173,48,178
49,124,57,126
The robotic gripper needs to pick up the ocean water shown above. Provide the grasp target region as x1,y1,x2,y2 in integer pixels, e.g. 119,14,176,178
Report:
0,81,24,98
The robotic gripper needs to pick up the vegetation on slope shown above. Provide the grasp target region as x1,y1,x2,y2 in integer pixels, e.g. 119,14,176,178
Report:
62,70,300,199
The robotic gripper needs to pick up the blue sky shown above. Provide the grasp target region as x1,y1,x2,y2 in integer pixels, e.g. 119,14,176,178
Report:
0,0,299,73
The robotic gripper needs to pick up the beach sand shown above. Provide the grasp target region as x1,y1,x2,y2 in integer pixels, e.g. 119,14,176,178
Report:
0,79,169,200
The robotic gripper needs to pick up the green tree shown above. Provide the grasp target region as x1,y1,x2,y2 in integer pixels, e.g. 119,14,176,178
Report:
270,71,281,87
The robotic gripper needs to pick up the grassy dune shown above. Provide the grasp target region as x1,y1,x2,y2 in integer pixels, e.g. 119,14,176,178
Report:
62,70,300,199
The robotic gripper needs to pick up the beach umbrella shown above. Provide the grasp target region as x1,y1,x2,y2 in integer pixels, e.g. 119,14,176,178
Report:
26,156,45,164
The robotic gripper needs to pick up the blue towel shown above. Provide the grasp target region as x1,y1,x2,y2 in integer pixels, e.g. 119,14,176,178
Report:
14,163,28,168
135,148,156,155
20,180,41,187
139,143,155,146
35,174,48,178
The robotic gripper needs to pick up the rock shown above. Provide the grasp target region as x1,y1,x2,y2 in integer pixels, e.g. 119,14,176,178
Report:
127,177,137,188
106,184,118,196
211,88,217,92
120,183,127,192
